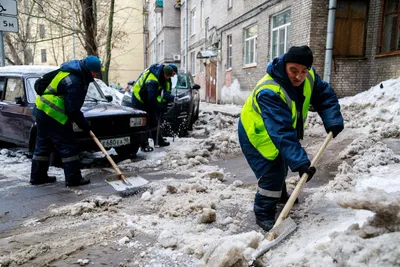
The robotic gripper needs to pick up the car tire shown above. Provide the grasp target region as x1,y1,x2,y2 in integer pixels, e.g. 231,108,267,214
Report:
194,103,200,121
115,142,140,159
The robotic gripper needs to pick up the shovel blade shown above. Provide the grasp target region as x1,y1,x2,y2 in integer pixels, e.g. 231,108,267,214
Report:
252,217,297,261
105,175,149,192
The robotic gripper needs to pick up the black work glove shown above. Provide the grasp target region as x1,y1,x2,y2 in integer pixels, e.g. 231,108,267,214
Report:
298,164,317,182
326,124,344,138
77,120,91,134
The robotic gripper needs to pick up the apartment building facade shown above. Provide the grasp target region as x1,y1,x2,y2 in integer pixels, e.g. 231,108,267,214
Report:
144,0,181,68
176,0,400,104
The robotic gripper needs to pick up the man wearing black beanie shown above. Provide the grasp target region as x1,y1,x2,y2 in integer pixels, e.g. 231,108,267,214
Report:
238,45,344,231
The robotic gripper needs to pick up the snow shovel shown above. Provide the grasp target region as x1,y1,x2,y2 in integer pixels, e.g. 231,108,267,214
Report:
155,89,165,148
89,131,148,192
251,132,334,263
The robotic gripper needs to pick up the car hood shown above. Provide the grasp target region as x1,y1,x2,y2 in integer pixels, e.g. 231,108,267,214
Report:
82,102,146,117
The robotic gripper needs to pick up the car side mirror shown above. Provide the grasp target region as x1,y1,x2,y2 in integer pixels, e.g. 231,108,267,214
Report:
192,84,201,90
15,96,24,105
105,95,113,102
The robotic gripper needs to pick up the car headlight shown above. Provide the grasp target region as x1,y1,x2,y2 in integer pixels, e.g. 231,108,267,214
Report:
130,117,146,127
178,94,191,102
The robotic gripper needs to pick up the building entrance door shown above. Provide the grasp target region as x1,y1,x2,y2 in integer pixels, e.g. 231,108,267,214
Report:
205,62,216,103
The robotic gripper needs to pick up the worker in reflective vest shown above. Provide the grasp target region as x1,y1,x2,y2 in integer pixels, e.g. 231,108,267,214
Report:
131,64,175,150
30,56,102,187
238,46,344,231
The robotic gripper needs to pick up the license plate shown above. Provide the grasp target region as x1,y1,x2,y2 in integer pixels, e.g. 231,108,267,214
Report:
100,137,130,148
130,117,143,127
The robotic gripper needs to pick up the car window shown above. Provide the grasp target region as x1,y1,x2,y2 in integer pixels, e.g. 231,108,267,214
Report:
26,77,38,103
86,80,108,102
4,78,24,102
171,74,190,95
0,77,4,100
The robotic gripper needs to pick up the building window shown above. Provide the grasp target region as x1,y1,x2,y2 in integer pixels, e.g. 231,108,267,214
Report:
191,51,196,75
271,9,291,60
380,0,400,53
39,24,46,39
200,1,204,29
183,17,186,49
244,25,257,65
161,40,164,55
227,35,233,69
38,0,44,13
191,8,196,36
334,0,367,56
41,49,47,63
228,0,233,9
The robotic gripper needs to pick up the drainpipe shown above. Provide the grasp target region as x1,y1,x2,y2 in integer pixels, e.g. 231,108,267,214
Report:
155,13,158,63
185,0,189,72
323,0,337,83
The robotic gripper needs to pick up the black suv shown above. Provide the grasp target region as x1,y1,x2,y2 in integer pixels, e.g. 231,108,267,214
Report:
121,71,200,136
0,66,148,158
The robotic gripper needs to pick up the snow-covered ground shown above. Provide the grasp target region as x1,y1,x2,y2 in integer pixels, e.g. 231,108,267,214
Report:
0,78,400,267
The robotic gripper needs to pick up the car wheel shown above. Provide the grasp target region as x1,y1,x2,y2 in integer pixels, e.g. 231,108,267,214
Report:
194,103,200,121
115,142,140,159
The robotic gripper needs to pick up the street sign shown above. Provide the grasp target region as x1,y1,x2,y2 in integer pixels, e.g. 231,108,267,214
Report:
0,0,18,17
0,15,18,33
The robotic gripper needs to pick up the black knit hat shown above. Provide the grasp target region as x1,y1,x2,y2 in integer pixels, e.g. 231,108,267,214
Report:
284,45,313,68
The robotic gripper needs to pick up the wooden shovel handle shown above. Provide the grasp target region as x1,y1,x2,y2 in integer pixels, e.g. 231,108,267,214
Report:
273,132,333,228
89,131,126,180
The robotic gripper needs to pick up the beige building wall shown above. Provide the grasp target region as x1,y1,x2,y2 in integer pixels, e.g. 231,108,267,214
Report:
108,0,144,86
30,0,144,87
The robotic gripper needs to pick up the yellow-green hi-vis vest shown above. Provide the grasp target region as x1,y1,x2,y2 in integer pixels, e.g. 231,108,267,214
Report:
131,70,161,103
241,69,315,160
157,80,171,103
35,71,71,125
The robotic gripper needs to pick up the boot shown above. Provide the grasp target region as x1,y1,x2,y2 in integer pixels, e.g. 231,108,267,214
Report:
158,138,170,147
63,158,90,187
279,183,299,204
30,159,57,185
254,193,280,232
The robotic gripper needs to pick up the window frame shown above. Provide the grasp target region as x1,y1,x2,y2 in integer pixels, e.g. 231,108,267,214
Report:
191,8,196,36
333,0,368,57
379,0,400,55
270,9,291,60
200,0,204,29
41,49,47,63
244,24,257,66
39,24,46,39
227,34,233,69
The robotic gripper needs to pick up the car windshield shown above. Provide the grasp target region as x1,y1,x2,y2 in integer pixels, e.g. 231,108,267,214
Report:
171,74,190,95
26,77,108,103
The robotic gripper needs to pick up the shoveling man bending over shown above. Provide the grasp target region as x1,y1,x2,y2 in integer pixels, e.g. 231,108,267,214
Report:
238,45,344,231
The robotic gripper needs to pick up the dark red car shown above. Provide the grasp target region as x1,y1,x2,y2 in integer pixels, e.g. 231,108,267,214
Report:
0,66,147,159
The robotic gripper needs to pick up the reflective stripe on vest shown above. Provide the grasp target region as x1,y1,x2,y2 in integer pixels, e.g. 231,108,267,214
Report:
240,69,315,160
132,70,160,103
35,71,71,125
